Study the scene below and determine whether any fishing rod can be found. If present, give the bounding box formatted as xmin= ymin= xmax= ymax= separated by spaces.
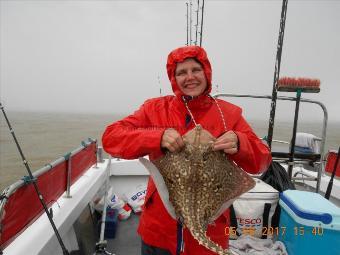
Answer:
xmin=0 ymin=102 xmax=70 ymax=255
xmin=186 ymin=2 xmax=189 ymax=46
xmin=199 ymin=0 xmax=205 ymax=47
xmin=267 ymin=0 xmax=288 ymax=149
xmin=158 ymin=75 xmax=162 ymax=96
xmin=325 ymin=146 xmax=340 ymax=200
xmin=189 ymin=0 xmax=193 ymax=45
xmin=94 ymin=158 xmax=114 ymax=255
xmin=194 ymin=0 xmax=200 ymax=45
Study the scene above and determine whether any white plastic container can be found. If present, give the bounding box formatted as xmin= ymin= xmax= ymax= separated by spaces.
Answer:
xmin=231 ymin=178 xmax=279 ymax=239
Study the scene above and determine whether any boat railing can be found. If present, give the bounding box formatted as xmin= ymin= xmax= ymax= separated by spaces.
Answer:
xmin=214 ymin=93 xmax=328 ymax=192
xmin=0 ymin=138 xmax=99 ymax=250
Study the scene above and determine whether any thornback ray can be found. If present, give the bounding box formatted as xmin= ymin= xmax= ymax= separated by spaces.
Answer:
xmin=139 ymin=157 xmax=177 ymax=219
xmin=140 ymin=125 xmax=255 ymax=255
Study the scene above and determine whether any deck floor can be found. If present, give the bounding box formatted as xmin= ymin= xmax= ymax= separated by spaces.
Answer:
xmin=73 ymin=208 xmax=141 ymax=255
xmin=106 ymin=213 xmax=141 ymax=255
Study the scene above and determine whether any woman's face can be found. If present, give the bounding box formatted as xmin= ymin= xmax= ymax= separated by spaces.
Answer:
xmin=175 ymin=58 xmax=208 ymax=97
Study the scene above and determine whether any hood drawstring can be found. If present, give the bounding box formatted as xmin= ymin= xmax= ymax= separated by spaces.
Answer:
xmin=182 ymin=95 xmax=227 ymax=133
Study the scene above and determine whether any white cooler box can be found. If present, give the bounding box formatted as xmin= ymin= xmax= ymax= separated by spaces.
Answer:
xmin=229 ymin=178 xmax=279 ymax=239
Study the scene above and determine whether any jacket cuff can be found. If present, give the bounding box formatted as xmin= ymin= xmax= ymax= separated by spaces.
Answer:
xmin=147 ymin=128 xmax=167 ymax=160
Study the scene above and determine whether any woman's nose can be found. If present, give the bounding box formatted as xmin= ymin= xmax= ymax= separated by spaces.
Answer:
xmin=187 ymin=71 xmax=194 ymax=79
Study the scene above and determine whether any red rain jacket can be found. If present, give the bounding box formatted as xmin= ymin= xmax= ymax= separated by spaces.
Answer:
xmin=102 ymin=46 xmax=272 ymax=254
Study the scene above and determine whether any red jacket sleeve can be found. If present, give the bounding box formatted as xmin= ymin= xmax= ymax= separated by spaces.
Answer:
xmin=102 ymin=100 xmax=166 ymax=159
xmin=229 ymin=114 xmax=272 ymax=174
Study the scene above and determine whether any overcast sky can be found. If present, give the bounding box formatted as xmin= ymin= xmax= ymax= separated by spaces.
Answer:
xmin=0 ymin=0 xmax=339 ymax=123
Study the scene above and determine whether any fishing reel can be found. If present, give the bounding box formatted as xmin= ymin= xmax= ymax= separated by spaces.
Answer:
xmin=93 ymin=240 xmax=115 ymax=255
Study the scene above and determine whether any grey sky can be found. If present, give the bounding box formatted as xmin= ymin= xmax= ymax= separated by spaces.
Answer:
xmin=0 ymin=0 xmax=339 ymax=123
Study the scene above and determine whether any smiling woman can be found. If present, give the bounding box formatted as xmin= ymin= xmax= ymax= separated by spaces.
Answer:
xmin=1 ymin=1 xmax=340 ymax=255
xmin=175 ymin=58 xmax=208 ymax=97
xmin=102 ymin=45 xmax=272 ymax=255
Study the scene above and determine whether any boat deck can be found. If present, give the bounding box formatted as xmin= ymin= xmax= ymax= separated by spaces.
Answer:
xmin=107 ymin=214 xmax=141 ymax=255
xmin=101 ymin=184 xmax=340 ymax=255
xmin=73 ymin=207 xmax=141 ymax=255
xmin=3 ymin=158 xmax=339 ymax=255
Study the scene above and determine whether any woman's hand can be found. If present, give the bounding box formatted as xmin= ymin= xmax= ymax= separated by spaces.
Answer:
xmin=161 ymin=128 xmax=185 ymax=152
xmin=213 ymin=131 xmax=239 ymax=155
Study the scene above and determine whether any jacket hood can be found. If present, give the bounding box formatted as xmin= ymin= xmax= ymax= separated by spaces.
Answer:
xmin=166 ymin=46 xmax=212 ymax=99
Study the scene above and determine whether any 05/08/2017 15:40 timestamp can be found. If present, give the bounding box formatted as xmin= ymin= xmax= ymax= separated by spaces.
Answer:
xmin=225 ymin=226 xmax=324 ymax=236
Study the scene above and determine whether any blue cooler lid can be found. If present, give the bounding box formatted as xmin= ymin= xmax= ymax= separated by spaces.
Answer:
xmin=279 ymin=190 xmax=340 ymax=230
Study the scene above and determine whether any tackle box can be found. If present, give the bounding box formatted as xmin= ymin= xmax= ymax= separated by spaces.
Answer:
xmin=278 ymin=190 xmax=340 ymax=255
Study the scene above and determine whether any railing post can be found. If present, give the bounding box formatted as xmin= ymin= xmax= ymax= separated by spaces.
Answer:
xmin=97 ymin=146 xmax=104 ymax=163
xmin=315 ymin=161 xmax=322 ymax=193
xmin=64 ymin=153 xmax=72 ymax=198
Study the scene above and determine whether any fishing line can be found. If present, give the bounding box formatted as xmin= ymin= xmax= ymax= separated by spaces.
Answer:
xmin=0 ymin=102 xmax=70 ymax=255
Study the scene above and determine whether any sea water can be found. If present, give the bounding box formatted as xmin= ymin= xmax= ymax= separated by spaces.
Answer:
xmin=1 ymin=111 xmax=340 ymax=191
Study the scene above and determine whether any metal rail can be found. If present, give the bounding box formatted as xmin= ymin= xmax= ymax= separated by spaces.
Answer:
xmin=214 ymin=93 xmax=328 ymax=193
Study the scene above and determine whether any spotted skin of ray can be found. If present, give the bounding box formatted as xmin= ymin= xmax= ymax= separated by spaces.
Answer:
xmin=152 ymin=125 xmax=255 ymax=255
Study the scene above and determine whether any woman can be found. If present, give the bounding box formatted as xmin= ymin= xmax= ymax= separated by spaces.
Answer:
xmin=102 ymin=45 xmax=271 ymax=255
